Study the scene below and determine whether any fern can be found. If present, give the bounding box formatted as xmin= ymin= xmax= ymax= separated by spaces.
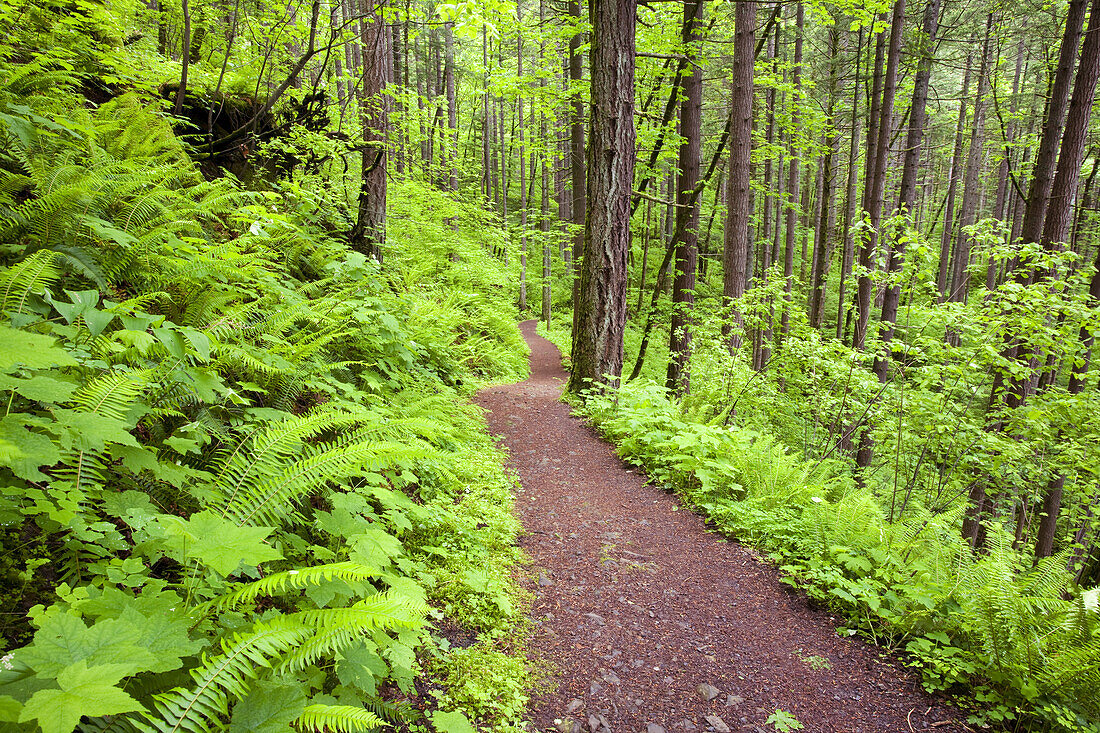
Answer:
xmin=294 ymin=704 xmax=386 ymax=732
xmin=139 ymin=624 xmax=314 ymax=733
xmin=196 ymin=561 xmax=380 ymax=614
xmin=0 ymin=249 xmax=59 ymax=317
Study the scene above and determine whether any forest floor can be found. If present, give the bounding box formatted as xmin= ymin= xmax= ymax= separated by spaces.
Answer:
xmin=473 ymin=320 xmax=971 ymax=733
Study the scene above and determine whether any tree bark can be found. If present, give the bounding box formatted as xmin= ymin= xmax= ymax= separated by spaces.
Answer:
xmin=1033 ymin=0 xmax=1100 ymax=559
xmin=853 ymin=0 xmax=905 ymax=352
xmin=809 ymin=20 xmax=840 ymax=331
xmin=349 ymin=0 xmax=392 ymax=262
xmin=945 ymin=14 xmax=994 ymax=332
xmin=779 ymin=2 xmax=804 ymax=342
xmin=666 ymin=0 xmax=704 ymax=396
xmin=873 ymin=0 xmax=941 ymax=378
xmin=567 ymin=0 xmax=635 ymax=394
xmin=937 ymin=51 xmax=973 ymax=300
xmin=722 ymin=0 xmax=755 ymax=352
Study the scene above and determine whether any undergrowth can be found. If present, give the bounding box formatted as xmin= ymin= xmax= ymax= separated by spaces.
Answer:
xmin=572 ymin=379 xmax=1100 ymax=732
xmin=0 ymin=73 xmax=531 ymax=732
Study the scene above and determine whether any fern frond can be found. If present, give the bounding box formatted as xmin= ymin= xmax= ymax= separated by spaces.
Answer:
xmin=140 ymin=624 xmax=313 ymax=733
xmin=0 ymin=249 xmax=59 ymax=317
xmin=209 ymin=409 xmax=367 ymax=514
xmin=222 ymin=439 xmax=429 ymax=528
xmin=196 ymin=562 xmax=379 ymax=615
xmin=71 ymin=369 xmax=150 ymax=420
xmin=294 ymin=705 xmax=386 ymax=732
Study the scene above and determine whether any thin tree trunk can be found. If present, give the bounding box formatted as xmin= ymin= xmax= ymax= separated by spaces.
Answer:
xmin=779 ymin=3 xmax=804 ymax=342
xmin=723 ymin=0 xmax=755 ymax=352
xmin=837 ymin=25 xmax=862 ymax=342
xmin=937 ymin=51 xmax=973 ymax=299
xmin=946 ymin=15 xmax=994 ymax=343
xmin=873 ymin=0 xmax=941 ymax=377
xmin=667 ymin=0 xmax=704 ymax=396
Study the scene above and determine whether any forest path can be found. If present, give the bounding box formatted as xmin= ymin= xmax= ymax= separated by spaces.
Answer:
xmin=474 ymin=321 xmax=966 ymax=733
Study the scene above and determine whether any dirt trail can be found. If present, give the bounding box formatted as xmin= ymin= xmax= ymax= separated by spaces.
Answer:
xmin=474 ymin=321 xmax=966 ymax=733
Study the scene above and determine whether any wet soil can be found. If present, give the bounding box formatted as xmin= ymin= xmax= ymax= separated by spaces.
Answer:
xmin=474 ymin=320 xmax=968 ymax=733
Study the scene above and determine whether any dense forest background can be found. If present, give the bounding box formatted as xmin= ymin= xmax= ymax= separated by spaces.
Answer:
xmin=3 ymin=0 xmax=1100 ymax=729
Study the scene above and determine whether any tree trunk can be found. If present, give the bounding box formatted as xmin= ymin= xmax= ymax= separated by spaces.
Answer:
xmin=853 ymin=0 xmax=905 ymax=352
xmin=445 ymin=21 xmax=457 ymax=191
xmin=873 ymin=0 xmax=941 ymax=378
xmin=837 ymin=25 xmax=862 ymax=342
xmin=946 ymin=14 xmax=994 ymax=345
xmin=518 ymin=0 xmax=528 ymax=311
xmin=937 ymin=51 xmax=973 ymax=300
xmin=779 ymin=3 xmax=804 ymax=342
xmin=1033 ymin=0 xmax=1100 ymax=559
xmin=350 ymin=0 xmax=392 ymax=262
xmin=666 ymin=0 xmax=704 ymax=396
xmin=809 ymin=20 xmax=839 ymax=331
xmin=722 ymin=0 xmax=755 ymax=352
xmin=569 ymin=0 xmax=586 ymax=271
xmin=568 ymin=0 xmax=635 ymax=394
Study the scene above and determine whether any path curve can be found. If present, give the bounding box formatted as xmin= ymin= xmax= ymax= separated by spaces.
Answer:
xmin=475 ymin=321 xmax=965 ymax=733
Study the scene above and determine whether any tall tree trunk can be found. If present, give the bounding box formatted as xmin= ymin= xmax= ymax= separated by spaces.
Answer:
xmin=723 ymin=0 xmax=755 ymax=352
xmin=666 ymin=0 xmax=704 ymax=396
xmin=567 ymin=0 xmax=635 ymax=394
xmin=853 ymin=0 xmax=905 ymax=352
xmin=173 ymin=0 xmax=192 ymax=115
xmin=445 ymin=21 xmax=457 ymax=190
xmin=350 ymin=0 xmax=393 ymax=262
xmin=1017 ymin=0 xmax=1090 ymax=258
xmin=569 ymin=0 xmax=586 ymax=271
xmin=837 ymin=25 xmax=862 ymax=342
xmin=541 ymin=0 xmax=552 ymax=326
xmin=518 ymin=0 xmax=528 ymax=311
xmin=937 ymin=51 xmax=973 ymax=299
xmin=1033 ymin=0 xmax=1100 ymax=559
xmin=809 ymin=20 xmax=840 ymax=330
xmin=946 ymin=14 xmax=994 ymax=343
xmin=873 ymin=0 xmax=941 ymax=378
xmin=779 ymin=3 xmax=804 ymax=342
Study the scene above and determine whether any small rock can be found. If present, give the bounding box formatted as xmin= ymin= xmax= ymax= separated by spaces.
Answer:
xmin=588 ymin=715 xmax=601 ymax=733
xmin=680 ymin=720 xmax=697 ymax=731
xmin=539 ymin=572 xmax=554 ymax=586
xmin=647 ymin=725 xmax=666 ymax=733
xmin=589 ymin=680 xmax=604 ymax=696
xmin=598 ymin=713 xmax=613 ymax=733
xmin=724 ymin=695 xmax=744 ymax=707
xmin=557 ymin=720 xmax=576 ymax=733
xmin=697 ymin=683 xmax=721 ymax=702
xmin=601 ymin=669 xmax=621 ymax=686
xmin=586 ymin=613 xmax=607 ymax=626
xmin=566 ymin=699 xmax=584 ymax=714
xmin=703 ymin=715 xmax=729 ymax=733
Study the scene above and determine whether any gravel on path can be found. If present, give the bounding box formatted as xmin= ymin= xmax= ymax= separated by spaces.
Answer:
xmin=473 ymin=320 xmax=968 ymax=733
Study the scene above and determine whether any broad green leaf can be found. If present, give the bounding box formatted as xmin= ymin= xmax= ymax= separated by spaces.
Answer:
xmin=0 ymin=415 xmax=59 ymax=481
xmin=349 ymin=524 xmax=403 ymax=568
xmin=50 ymin=410 xmax=138 ymax=451
xmin=19 ymin=661 xmax=144 ymax=733
xmin=430 ymin=710 xmax=476 ymax=733
xmin=228 ymin=679 xmax=306 ymax=733
xmin=157 ymin=510 xmax=283 ymax=576
xmin=19 ymin=612 xmax=158 ymax=677
xmin=0 ymin=327 xmax=77 ymax=371
xmin=0 ymin=374 xmax=77 ymax=402
xmin=82 ymin=308 xmax=115 ymax=338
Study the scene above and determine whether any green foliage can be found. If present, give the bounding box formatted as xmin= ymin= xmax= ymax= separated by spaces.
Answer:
xmin=578 ymin=380 xmax=1100 ymax=731
xmin=0 ymin=78 xmax=530 ymax=732
xmin=764 ymin=709 xmax=803 ymax=732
